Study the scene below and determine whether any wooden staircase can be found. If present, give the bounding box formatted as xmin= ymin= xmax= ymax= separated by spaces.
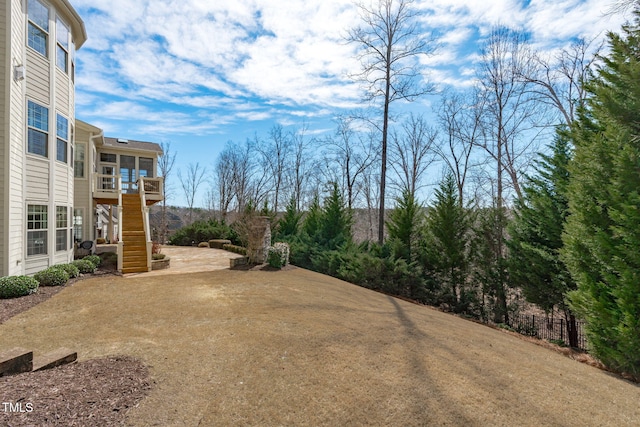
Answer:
xmin=121 ymin=194 xmax=149 ymax=274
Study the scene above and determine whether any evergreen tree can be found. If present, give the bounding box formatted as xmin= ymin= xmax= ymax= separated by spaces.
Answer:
xmin=387 ymin=190 xmax=423 ymax=261
xmin=302 ymin=194 xmax=323 ymax=240
xmin=508 ymin=133 xmax=579 ymax=347
xmin=562 ymin=12 xmax=640 ymax=378
xmin=276 ymin=197 xmax=302 ymax=240
xmin=319 ymin=182 xmax=353 ymax=250
xmin=425 ymin=172 xmax=473 ymax=313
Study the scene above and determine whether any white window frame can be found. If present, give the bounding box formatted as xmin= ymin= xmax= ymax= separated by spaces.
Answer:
xmin=27 ymin=100 xmax=49 ymax=157
xmin=56 ymin=113 xmax=69 ymax=163
xmin=27 ymin=0 xmax=49 ymax=58
xmin=56 ymin=206 xmax=68 ymax=251
xmin=74 ymin=142 xmax=86 ymax=178
xmin=56 ymin=16 xmax=69 ymax=73
xmin=27 ymin=204 xmax=48 ymax=256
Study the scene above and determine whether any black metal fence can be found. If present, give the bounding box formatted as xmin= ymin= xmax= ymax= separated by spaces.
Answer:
xmin=508 ymin=314 xmax=587 ymax=351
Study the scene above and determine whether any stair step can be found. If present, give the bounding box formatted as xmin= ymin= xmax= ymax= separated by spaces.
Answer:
xmin=0 ymin=348 xmax=32 ymax=377
xmin=33 ymin=349 xmax=77 ymax=372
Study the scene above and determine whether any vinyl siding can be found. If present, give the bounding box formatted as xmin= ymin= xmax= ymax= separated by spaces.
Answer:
xmin=7 ymin=0 xmax=26 ymax=275
xmin=26 ymin=49 xmax=50 ymax=105
xmin=54 ymin=163 xmax=70 ymax=202
xmin=54 ymin=68 xmax=69 ymax=112
xmin=0 ymin=0 xmax=7 ymax=276
xmin=26 ymin=157 xmax=49 ymax=200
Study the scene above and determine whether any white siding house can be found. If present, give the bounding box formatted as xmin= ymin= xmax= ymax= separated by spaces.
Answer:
xmin=0 ymin=0 xmax=163 ymax=276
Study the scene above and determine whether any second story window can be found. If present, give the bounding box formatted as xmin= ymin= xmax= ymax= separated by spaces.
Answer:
xmin=74 ymin=143 xmax=85 ymax=178
xmin=56 ymin=114 xmax=68 ymax=163
xmin=56 ymin=17 xmax=69 ymax=72
xmin=28 ymin=101 xmax=49 ymax=157
xmin=28 ymin=0 xmax=49 ymax=58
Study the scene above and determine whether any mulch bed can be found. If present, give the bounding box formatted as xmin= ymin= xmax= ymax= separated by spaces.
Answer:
xmin=0 ymin=356 xmax=152 ymax=426
xmin=1 ymin=268 xmax=153 ymax=426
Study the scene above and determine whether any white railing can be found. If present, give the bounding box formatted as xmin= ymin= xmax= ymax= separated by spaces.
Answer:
xmin=141 ymin=177 xmax=163 ymax=198
xmin=138 ymin=177 xmax=153 ymax=271
xmin=94 ymin=173 xmax=120 ymax=195
xmin=116 ymin=175 xmax=124 ymax=272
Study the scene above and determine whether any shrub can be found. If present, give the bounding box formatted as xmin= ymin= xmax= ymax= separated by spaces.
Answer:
xmin=267 ymin=242 xmax=290 ymax=269
xmin=222 ymin=244 xmax=247 ymax=255
xmin=34 ymin=267 xmax=69 ymax=287
xmin=0 ymin=276 xmax=39 ymax=299
xmin=53 ymin=263 xmax=80 ymax=278
xmin=72 ymin=259 xmax=97 ymax=274
xmin=198 ymin=242 xmax=210 ymax=248
xmin=83 ymin=254 xmax=101 ymax=267
xmin=152 ymin=253 xmax=166 ymax=260
xmin=168 ymin=219 xmax=239 ymax=246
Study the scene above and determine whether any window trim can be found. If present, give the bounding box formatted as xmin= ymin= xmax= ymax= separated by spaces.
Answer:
xmin=56 ymin=113 xmax=69 ymax=163
xmin=27 ymin=100 xmax=49 ymax=158
xmin=73 ymin=208 xmax=84 ymax=243
xmin=27 ymin=204 xmax=48 ymax=257
xmin=55 ymin=206 xmax=69 ymax=251
xmin=27 ymin=0 xmax=49 ymax=58
xmin=56 ymin=16 xmax=69 ymax=72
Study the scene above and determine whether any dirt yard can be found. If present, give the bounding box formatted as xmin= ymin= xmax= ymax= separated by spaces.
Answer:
xmin=1 ymin=266 xmax=639 ymax=426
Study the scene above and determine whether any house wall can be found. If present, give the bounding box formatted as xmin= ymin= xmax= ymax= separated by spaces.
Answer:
xmin=73 ymin=125 xmax=92 ymax=243
xmin=5 ymin=0 xmax=26 ymax=276
xmin=0 ymin=0 xmax=7 ymax=276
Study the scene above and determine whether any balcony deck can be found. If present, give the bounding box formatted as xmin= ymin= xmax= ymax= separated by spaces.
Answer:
xmin=93 ymin=175 xmax=163 ymax=205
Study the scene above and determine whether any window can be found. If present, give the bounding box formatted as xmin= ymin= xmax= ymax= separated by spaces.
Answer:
xmin=56 ymin=206 xmax=68 ymax=251
xmin=56 ymin=17 xmax=69 ymax=72
xmin=74 ymin=143 xmax=85 ymax=178
xmin=73 ymin=208 xmax=83 ymax=243
xmin=139 ymin=157 xmax=154 ymax=178
xmin=28 ymin=101 xmax=49 ymax=157
xmin=27 ymin=205 xmax=47 ymax=256
xmin=28 ymin=0 xmax=49 ymax=57
xmin=100 ymin=153 xmax=116 ymax=163
xmin=120 ymin=155 xmax=136 ymax=193
xmin=56 ymin=114 xmax=68 ymax=162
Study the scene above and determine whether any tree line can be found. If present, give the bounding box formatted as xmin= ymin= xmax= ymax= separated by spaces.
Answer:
xmin=161 ymin=1 xmax=639 ymax=380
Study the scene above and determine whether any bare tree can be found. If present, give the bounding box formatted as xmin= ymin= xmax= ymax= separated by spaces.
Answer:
xmin=347 ymin=0 xmax=436 ymax=244
xmin=157 ymin=141 xmax=176 ymax=243
xmin=389 ymin=114 xmax=438 ymax=198
xmin=213 ymin=142 xmax=237 ymax=221
xmin=324 ymin=116 xmax=377 ymax=210
xmin=520 ymin=38 xmax=602 ymax=126
xmin=255 ymin=125 xmax=291 ymax=213
xmin=178 ymin=162 xmax=206 ymax=224
xmin=436 ymin=90 xmax=484 ymax=205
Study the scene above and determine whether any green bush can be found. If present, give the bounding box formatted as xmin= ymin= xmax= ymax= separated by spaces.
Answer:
xmin=198 ymin=242 xmax=210 ymax=248
xmin=52 ymin=263 xmax=80 ymax=278
xmin=34 ymin=267 xmax=69 ymax=287
xmin=83 ymin=254 xmax=101 ymax=267
xmin=152 ymin=253 xmax=166 ymax=260
xmin=72 ymin=259 xmax=97 ymax=274
xmin=222 ymin=244 xmax=247 ymax=255
xmin=169 ymin=219 xmax=239 ymax=246
xmin=0 ymin=276 xmax=39 ymax=299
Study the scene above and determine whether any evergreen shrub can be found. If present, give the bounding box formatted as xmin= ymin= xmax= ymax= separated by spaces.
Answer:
xmin=72 ymin=259 xmax=96 ymax=274
xmin=0 ymin=276 xmax=38 ymax=298
xmin=34 ymin=267 xmax=69 ymax=287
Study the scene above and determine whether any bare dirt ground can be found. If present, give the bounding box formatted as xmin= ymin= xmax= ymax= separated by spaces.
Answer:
xmin=1 ymin=263 xmax=639 ymax=426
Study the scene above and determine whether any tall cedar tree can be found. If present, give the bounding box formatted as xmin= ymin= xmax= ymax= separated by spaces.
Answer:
xmin=386 ymin=189 xmax=423 ymax=261
xmin=508 ymin=133 xmax=579 ymax=347
xmin=319 ymin=183 xmax=353 ymax=251
xmin=562 ymin=12 xmax=640 ymax=378
xmin=276 ymin=197 xmax=302 ymax=240
xmin=425 ymin=173 xmax=471 ymax=312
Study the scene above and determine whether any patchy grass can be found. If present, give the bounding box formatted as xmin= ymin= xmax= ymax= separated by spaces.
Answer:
xmin=0 ymin=268 xmax=638 ymax=426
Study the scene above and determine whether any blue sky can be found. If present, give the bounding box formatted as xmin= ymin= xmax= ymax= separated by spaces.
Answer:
xmin=71 ymin=0 xmax=629 ymax=207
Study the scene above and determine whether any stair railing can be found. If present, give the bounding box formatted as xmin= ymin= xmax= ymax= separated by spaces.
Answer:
xmin=116 ymin=175 xmax=124 ymax=272
xmin=138 ymin=177 xmax=152 ymax=271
